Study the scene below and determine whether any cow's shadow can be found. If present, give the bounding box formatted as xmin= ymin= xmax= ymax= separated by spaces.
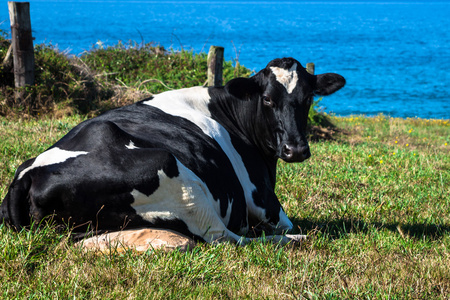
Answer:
xmin=289 ymin=217 xmax=450 ymax=240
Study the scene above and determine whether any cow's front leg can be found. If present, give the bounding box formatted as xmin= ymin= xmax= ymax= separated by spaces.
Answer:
xmin=232 ymin=233 xmax=306 ymax=246
xmin=131 ymin=156 xmax=241 ymax=243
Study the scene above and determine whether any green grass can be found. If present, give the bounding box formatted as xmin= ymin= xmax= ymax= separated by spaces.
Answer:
xmin=1 ymin=114 xmax=449 ymax=299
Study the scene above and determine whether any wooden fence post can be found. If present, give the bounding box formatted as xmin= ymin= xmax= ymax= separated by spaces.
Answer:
xmin=207 ymin=46 xmax=224 ymax=87
xmin=306 ymin=62 xmax=315 ymax=75
xmin=8 ymin=1 xmax=35 ymax=88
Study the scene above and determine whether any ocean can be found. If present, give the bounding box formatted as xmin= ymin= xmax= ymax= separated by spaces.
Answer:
xmin=1 ymin=0 xmax=449 ymax=119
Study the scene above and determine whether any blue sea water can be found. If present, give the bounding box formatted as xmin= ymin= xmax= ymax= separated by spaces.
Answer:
xmin=1 ymin=0 xmax=449 ymax=119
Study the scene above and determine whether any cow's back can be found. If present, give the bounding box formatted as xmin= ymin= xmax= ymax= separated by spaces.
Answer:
xmin=3 ymin=88 xmax=252 ymax=234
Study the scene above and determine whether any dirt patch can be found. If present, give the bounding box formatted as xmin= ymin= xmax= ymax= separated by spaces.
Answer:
xmin=309 ymin=125 xmax=348 ymax=141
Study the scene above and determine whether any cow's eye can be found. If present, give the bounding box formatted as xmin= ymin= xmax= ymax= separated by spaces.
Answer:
xmin=263 ymin=96 xmax=274 ymax=107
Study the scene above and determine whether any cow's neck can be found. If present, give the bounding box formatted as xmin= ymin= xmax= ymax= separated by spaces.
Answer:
xmin=207 ymin=88 xmax=279 ymax=186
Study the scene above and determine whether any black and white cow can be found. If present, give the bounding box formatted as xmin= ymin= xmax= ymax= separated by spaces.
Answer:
xmin=1 ymin=58 xmax=345 ymax=244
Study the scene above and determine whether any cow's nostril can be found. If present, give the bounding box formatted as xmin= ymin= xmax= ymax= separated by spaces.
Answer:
xmin=281 ymin=144 xmax=311 ymax=162
xmin=282 ymin=144 xmax=293 ymax=158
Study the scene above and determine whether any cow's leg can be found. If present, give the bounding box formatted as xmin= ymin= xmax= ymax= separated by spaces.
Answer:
xmin=208 ymin=232 xmax=305 ymax=246
xmin=238 ymin=233 xmax=307 ymax=246
xmin=14 ymin=146 xmax=231 ymax=240
xmin=130 ymin=156 xmax=306 ymax=246
xmin=130 ymin=155 xmax=245 ymax=243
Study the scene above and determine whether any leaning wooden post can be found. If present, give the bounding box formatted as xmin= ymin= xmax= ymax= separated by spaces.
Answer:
xmin=207 ymin=46 xmax=224 ymax=87
xmin=2 ymin=45 xmax=13 ymax=71
xmin=8 ymin=1 xmax=35 ymax=88
xmin=306 ymin=62 xmax=315 ymax=75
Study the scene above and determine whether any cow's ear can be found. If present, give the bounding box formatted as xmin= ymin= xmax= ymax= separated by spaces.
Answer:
xmin=225 ymin=78 xmax=262 ymax=100
xmin=315 ymin=73 xmax=346 ymax=96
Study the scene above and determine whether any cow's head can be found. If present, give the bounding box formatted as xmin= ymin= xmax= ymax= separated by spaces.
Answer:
xmin=224 ymin=57 xmax=345 ymax=163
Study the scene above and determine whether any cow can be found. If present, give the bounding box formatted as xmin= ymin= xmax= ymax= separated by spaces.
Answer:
xmin=0 ymin=58 xmax=345 ymax=245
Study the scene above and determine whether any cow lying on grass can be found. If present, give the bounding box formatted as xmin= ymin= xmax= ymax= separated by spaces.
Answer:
xmin=1 ymin=58 xmax=345 ymax=245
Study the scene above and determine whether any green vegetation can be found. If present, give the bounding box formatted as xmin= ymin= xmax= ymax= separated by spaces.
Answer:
xmin=1 ymin=115 xmax=449 ymax=299
xmin=82 ymin=41 xmax=250 ymax=92
xmin=0 ymin=36 xmax=251 ymax=118
xmin=1 ymin=32 xmax=449 ymax=299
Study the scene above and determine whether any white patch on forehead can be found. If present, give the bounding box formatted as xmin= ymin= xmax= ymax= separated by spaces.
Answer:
xmin=269 ymin=63 xmax=298 ymax=94
xmin=143 ymin=87 xmax=268 ymax=223
xmin=125 ymin=141 xmax=139 ymax=149
xmin=18 ymin=147 xmax=88 ymax=180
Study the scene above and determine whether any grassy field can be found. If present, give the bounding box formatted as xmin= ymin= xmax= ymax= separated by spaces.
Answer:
xmin=0 ymin=114 xmax=449 ymax=299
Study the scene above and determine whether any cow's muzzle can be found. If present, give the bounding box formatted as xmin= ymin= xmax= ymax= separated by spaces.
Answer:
xmin=280 ymin=144 xmax=311 ymax=162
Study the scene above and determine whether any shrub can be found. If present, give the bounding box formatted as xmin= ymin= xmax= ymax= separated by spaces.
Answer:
xmin=1 ymin=37 xmax=114 ymax=116
xmin=81 ymin=41 xmax=252 ymax=94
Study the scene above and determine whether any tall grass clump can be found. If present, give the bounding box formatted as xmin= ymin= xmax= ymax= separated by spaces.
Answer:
xmin=82 ymin=41 xmax=251 ymax=94
xmin=0 ymin=36 xmax=254 ymax=118
xmin=0 ymin=32 xmax=115 ymax=116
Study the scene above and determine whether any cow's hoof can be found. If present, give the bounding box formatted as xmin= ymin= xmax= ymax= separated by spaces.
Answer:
xmin=75 ymin=228 xmax=196 ymax=254
xmin=285 ymin=234 xmax=307 ymax=246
